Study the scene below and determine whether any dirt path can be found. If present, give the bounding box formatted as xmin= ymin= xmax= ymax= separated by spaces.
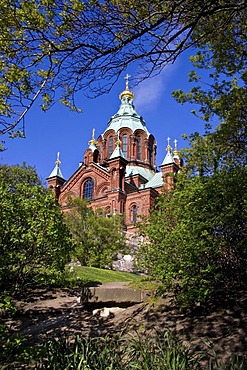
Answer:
xmin=4 ymin=287 xmax=247 ymax=365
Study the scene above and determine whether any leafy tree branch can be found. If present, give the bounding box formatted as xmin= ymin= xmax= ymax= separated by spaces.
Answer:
xmin=0 ymin=0 xmax=245 ymax=134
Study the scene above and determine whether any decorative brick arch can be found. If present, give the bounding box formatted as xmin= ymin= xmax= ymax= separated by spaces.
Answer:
xmin=101 ymin=129 xmax=116 ymax=159
xmin=119 ymin=127 xmax=133 ymax=136
xmin=97 ymin=182 xmax=109 ymax=196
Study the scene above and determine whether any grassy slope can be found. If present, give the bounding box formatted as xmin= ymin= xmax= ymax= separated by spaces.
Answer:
xmin=74 ymin=266 xmax=143 ymax=284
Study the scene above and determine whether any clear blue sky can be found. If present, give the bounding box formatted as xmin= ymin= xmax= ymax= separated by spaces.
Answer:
xmin=1 ymin=53 xmax=204 ymax=183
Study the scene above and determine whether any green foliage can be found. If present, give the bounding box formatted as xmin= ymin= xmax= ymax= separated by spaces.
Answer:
xmin=37 ymin=330 xmax=200 ymax=370
xmin=0 ymin=295 xmax=17 ymax=317
xmin=32 ymin=267 xmax=88 ymax=289
xmin=37 ymin=330 xmax=246 ymax=369
xmin=172 ymin=4 xmax=246 ymax=173
xmin=0 ymin=0 xmax=245 ymax=135
xmin=137 ymin=2 xmax=247 ymax=307
xmin=0 ymin=332 xmax=44 ymax=367
xmin=0 ymin=163 xmax=73 ymax=294
xmin=65 ymin=198 xmax=127 ymax=268
xmin=0 ymin=162 xmax=41 ymax=186
xmin=138 ymin=166 xmax=247 ymax=306
xmin=0 ymin=293 xmax=43 ymax=368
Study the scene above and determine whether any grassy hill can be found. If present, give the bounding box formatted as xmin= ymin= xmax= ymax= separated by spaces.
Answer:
xmin=73 ymin=266 xmax=143 ymax=284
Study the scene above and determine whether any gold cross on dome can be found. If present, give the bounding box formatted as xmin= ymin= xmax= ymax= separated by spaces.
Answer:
xmin=166 ymin=137 xmax=172 ymax=152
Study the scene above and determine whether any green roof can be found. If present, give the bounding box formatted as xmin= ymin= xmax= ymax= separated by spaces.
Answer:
xmin=125 ymin=165 xmax=156 ymax=181
xmin=47 ymin=163 xmax=65 ymax=179
xmin=104 ymin=90 xmax=150 ymax=135
xmin=140 ymin=172 xmax=163 ymax=189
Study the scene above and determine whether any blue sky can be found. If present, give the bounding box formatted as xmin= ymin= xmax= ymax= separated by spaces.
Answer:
xmin=1 ymin=52 xmax=204 ymax=183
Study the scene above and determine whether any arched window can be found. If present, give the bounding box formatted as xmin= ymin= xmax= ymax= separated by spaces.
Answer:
xmin=122 ymin=134 xmax=128 ymax=157
xmin=83 ymin=179 xmax=94 ymax=200
xmin=132 ymin=204 xmax=137 ymax=224
xmin=109 ymin=136 xmax=113 ymax=156
xmin=137 ymin=136 xmax=141 ymax=160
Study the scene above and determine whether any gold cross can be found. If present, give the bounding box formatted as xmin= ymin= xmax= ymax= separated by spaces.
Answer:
xmin=124 ymin=73 xmax=131 ymax=89
xmin=55 ymin=152 xmax=61 ymax=166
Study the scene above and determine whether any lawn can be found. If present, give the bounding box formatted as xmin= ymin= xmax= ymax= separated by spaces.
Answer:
xmin=74 ymin=266 xmax=143 ymax=284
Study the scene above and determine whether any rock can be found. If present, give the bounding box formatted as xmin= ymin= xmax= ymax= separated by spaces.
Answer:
xmin=92 ymin=307 xmax=126 ymax=317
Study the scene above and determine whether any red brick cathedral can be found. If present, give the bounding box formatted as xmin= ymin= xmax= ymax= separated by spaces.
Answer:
xmin=47 ymin=78 xmax=182 ymax=243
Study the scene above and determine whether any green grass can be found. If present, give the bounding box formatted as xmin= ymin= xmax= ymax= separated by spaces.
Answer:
xmin=74 ymin=266 xmax=143 ymax=284
xmin=36 ymin=329 xmax=247 ymax=369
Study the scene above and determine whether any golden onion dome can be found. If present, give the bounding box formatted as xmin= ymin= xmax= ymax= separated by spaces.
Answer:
xmin=119 ymin=74 xmax=134 ymax=100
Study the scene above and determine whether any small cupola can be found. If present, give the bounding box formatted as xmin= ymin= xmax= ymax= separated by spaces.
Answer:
xmin=84 ymin=129 xmax=99 ymax=165
xmin=173 ymin=139 xmax=183 ymax=167
xmin=47 ymin=152 xmax=65 ymax=180
xmin=88 ymin=128 xmax=98 ymax=152
xmin=160 ymin=138 xmax=179 ymax=189
xmin=47 ymin=152 xmax=66 ymax=197
xmin=108 ymin=135 xmax=128 ymax=191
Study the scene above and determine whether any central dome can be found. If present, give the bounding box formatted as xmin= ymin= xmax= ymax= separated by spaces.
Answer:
xmin=104 ymin=79 xmax=149 ymax=135
xmin=97 ymin=76 xmax=156 ymax=172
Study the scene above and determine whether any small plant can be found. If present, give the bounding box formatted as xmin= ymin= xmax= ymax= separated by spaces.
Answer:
xmin=37 ymin=330 xmax=200 ymax=370
xmin=38 ymin=334 xmax=125 ymax=369
xmin=124 ymin=329 xmax=200 ymax=370
xmin=1 ymin=327 xmax=245 ymax=369
xmin=0 ymin=294 xmax=44 ymax=368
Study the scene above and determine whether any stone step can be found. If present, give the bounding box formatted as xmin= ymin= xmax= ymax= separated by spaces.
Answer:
xmin=81 ymin=282 xmax=150 ymax=306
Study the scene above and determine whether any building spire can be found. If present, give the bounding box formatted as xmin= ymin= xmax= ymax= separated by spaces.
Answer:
xmin=88 ymin=128 xmax=98 ymax=151
xmin=161 ymin=137 xmax=175 ymax=165
xmin=48 ymin=152 xmax=65 ymax=179
xmin=173 ymin=139 xmax=179 ymax=156
xmin=55 ymin=151 xmax=61 ymax=166
xmin=166 ymin=137 xmax=172 ymax=152
xmin=119 ymin=73 xmax=134 ymax=100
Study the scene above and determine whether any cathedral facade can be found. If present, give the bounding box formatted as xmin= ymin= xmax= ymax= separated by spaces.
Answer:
xmin=47 ymin=79 xmax=182 ymax=243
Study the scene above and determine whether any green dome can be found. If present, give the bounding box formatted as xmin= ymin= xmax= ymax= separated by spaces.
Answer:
xmin=104 ymin=85 xmax=150 ymax=136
